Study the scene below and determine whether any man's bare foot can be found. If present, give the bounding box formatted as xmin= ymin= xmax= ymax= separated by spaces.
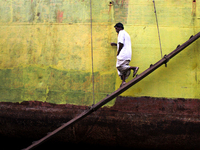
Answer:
xmin=120 ymin=81 xmax=126 ymax=87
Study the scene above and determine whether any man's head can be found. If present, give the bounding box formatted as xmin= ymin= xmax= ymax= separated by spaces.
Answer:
xmin=114 ymin=22 xmax=124 ymax=33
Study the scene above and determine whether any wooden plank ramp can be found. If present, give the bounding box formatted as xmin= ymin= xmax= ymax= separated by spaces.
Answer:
xmin=22 ymin=32 xmax=200 ymax=150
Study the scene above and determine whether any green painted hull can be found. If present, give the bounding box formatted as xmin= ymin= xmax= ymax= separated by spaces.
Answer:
xmin=0 ymin=65 xmax=116 ymax=105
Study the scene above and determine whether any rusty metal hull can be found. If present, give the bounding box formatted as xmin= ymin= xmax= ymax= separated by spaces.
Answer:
xmin=1 ymin=97 xmax=200 ymax=149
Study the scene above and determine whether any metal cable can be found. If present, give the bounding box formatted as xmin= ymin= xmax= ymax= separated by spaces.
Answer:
xmin=153 ymin=0 xmax=163 ymax=58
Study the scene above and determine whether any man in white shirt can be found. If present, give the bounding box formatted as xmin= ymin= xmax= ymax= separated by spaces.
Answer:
xmin=111 ymin=23 xmax=139 ymax=87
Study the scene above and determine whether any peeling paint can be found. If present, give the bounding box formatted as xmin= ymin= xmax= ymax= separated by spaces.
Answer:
xmin=57 ymin=10 xmax=64 ymax=23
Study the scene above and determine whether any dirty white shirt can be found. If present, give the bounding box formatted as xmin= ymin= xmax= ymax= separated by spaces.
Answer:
xmin=117 ymin=30 xmax=132 ymax=61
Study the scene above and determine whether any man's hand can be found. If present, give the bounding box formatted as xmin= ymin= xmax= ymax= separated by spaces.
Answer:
xmin=110 ymin=43 xmax=117 ymax=46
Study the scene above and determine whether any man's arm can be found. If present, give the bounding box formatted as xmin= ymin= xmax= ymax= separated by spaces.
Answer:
xmin=111 ymin=43 xmax=117 ymax=46
xmin=117 ymin=42 xmax=124 ymax=56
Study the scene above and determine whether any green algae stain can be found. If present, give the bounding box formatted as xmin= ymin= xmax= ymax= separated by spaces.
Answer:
xmin=0 ymin=66 xmax=116 ymax=106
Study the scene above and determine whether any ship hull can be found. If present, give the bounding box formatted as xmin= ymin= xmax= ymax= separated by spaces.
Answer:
xmin=1 ymin=96 xmax=200 ymax=149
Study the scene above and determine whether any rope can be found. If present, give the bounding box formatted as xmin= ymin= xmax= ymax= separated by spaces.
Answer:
xmin=153 ymin=0 xmax=163 ymax=58
xmin=90 ymin=0 xmax=95 ymax=104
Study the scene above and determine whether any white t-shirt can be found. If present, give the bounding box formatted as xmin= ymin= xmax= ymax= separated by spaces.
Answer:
xmin=117 ymin=30 xmax=132 ymax=61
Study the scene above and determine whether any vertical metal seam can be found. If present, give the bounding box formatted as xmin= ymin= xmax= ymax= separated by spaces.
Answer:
xmin=90 ymin=0 xmax=95 ymax=104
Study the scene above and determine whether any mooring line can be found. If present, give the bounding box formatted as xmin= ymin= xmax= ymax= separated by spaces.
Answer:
xmin=153 ymin=0 xmax=163 ymax=58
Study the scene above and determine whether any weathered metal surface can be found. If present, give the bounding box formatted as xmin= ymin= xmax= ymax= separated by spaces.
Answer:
xmin=1 ymin=1 xmax=200 ymax=106
xmin=1 ymin=97 xmax=200 ymax=149
xmin=22 ymin=32 xmax=200 ymax=149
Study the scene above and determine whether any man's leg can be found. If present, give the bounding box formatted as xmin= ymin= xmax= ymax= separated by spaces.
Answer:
xmin=121 ymin=74 xmax=126 ymax=82
xmin=120 ymin=75 xmax=126 ymax=87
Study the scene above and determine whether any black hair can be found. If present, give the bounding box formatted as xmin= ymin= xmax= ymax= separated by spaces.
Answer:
xmin=114 ymin=22 xmax=124 ymax=29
